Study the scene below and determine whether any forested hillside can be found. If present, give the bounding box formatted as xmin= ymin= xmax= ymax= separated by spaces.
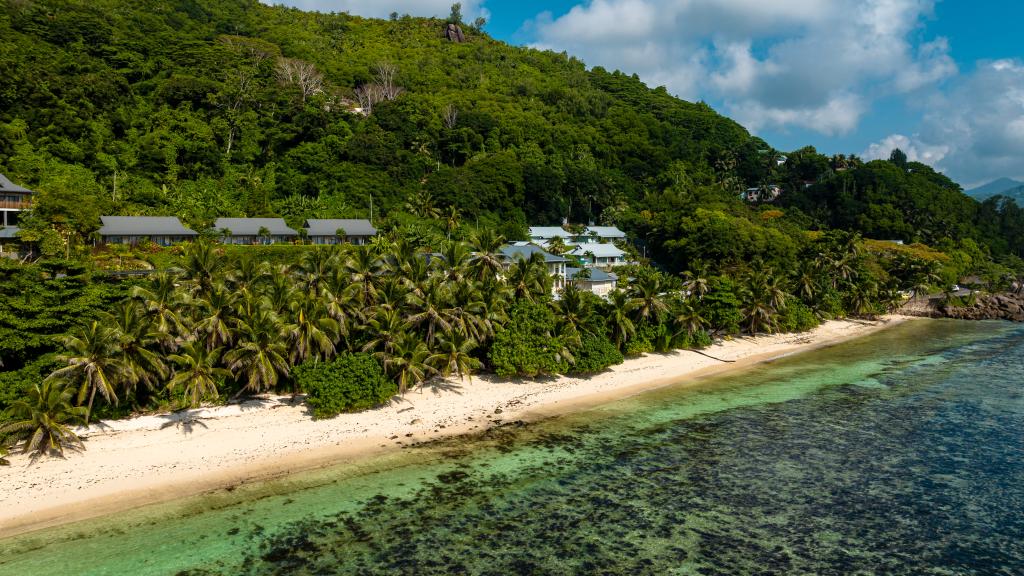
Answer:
xmin=0 ymin=0 xmax=765 ymax=238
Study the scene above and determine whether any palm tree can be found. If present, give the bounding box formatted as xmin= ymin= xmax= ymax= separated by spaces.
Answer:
xmin=427 ymin=329 xmax=481 ymax=381
xmin=225 ymin=308 xmax=290 ymax=396
xmin=346 ymin=245 xmax=381 ymax=304
xmin=793 ymin=260 xmax=819 ymax=303
xmin=180 ymin=240 xmax=224 ymax=297
xmin=362 ymin=307 xmax=410 ymax=360
xmin=468 ymin=229 xmax=506 ymax=283
xmin=673 ymin=298 xmax=707 ymax=339
xmin=444 ymin=205 xmax=460 ymax=240
xmin=0 ymin=380 xmax=86 ymax=462
xmin=105 ymin=302 xmax=167 ymax=403
xmin=284 ymin=299 xmax=339 ymax=365
xmin=166 ymin=342 xmax=231 ymax=408
xmin=557 ymin=282 xmax=593 ymax=335
xmin=130 ymin=272 xmax=187 ymax=338
xmin=48 ymin=321 xmax=132 ymax=423
xmin=507 ymin=253 xmax=548 ymax=301
xmin=406 ymin=278 xmax=454 ymax=347
xmin=682 ymin=267 xmax=709 ymax=300
xmin=628 ymin=274 xmax=669 ymax=323
xmin=193 ymin=282 xmax=238 ymax=350
xmin=382 ymin=334 xmax=435 ymax=394
xmin=740 ymin=269 xmax=784 ymax=334
xmin=607 ymin=290 xmax=636 ymax=351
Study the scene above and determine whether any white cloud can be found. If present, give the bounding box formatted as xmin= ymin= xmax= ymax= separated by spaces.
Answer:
xmin=263 ymin=1 xmax=487 ymax=20
xmin=528 ymin=0 xmax=955 ymax=135
xmin=863 ymin=133 xmax=949 ymax=165
xmin=863 ymin=60 xmax=1024 ymax=186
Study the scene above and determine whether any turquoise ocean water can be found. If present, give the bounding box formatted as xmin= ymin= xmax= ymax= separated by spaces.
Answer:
xmin=1 ymin=319 xmax=1022 ymax=575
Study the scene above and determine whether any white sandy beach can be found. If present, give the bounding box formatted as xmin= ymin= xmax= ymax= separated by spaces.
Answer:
xmin=0 ymin=317 xmax=909 ymax=538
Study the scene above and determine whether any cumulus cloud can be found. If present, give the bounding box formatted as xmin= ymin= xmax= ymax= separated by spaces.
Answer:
xmin=528 ymin=0 xmax=955 ymax=135
xmin=867 ymin=59 xmax=1024 ymax=187
xmin=862 ymin=133 xmax=949 ymax=165
xmin=263 ymin=1 xmax=487 ymax=20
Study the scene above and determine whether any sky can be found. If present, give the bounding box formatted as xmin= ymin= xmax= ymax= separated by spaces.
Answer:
xmin=270 ymin=1 xmax=1024 ymax=189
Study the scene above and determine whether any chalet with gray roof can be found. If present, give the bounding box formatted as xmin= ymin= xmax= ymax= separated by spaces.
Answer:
xmin=0 ymin=226 xmax=20 ymax=254
xmin=304 ymin=219 xmax=377 ymax=245
xmin=98 ymin=216 xmax=198 ymax=246
xmin=214 ymin=218 xmax=298 ymax=245
xmin=500 ymin=243 xmax=569 ymax=294
xmin=0 ymin=174 xmax=34 ymax=227
xmin=567 ymin=266 xmax=617 ymax=298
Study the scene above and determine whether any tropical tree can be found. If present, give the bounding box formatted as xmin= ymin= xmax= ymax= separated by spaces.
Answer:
xmin=224 ymin=308 xmax=290 ymax=396
xmin=0 ymin=380 xmax=86 ymax=462
xmin=628 ymin=274 xmax=669 ymax=323
xmin=48 ymin=321 xmax=132 ymax=422
xmin=607 ymin=290 xmax=636 ymax=350
xmin=383 ymin=334 xmax=435 ymax=394
xmin=284 ymin=299 xmax=339 ymax=364
xmin=468 ymin=229 xmax=506 ymax=282
xmin=166 ymin=342 xmax=231 ymax=408
xmin=428 ymin=328 xmax=481 ymax=381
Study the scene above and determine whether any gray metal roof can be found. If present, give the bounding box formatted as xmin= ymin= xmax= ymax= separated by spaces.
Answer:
xmin=499 ymin=244 xmax=568 ymax=264
xmin=569 ymin=243 xmax=626 ymax=258
xmin=583 ymin=226 xmax=625 ymax=238
xmin=567 ymin=267 xmax=617 ymax=282
xmin=304 ymin=219 xmax=377 ymax=236
xmin=529 ymin=226 xmax=572 ymax=239
xmin=0 ymin=174 xmax=32 ymax=194
xmin=0 ymin=226 xmax=20 ymax=239
xmin=99 ymin=216 xmax=197 ymax=236
xmin=214 ymin=218 xmax=298 ymax=236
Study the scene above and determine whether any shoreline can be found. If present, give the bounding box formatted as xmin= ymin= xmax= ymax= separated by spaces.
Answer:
xmin=0 ymin=316 xmax=911 ymax=539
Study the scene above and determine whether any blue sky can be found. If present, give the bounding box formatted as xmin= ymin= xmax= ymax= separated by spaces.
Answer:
xmin=274 ymin=1 xmax=1024 ymax=188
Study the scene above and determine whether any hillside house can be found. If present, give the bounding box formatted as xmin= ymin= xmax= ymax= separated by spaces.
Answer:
xmin=98 ymin=216 xmax=198 ymax=246
xmin=569 ymin=242 xmax=627 ymax=268
xmin=304 ymin=219 xmax=377 ymax=245
xmin=567 ymin=267 xmax=617 ymax=298
xmin=0 ymin=174 xmax=33 ymax=227
xmin=499 ymin=243 xmax=568 ymax=294
xmin=214 ymin=218 xmax=298 ymax=245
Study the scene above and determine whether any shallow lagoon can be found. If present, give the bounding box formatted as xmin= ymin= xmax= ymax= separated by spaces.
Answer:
xmin=2 ymin=319 xmax=1022 ymax=575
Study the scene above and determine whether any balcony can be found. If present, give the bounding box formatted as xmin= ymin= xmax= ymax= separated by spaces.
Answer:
xmin=0 ymin=199 xmax=31 ymax=210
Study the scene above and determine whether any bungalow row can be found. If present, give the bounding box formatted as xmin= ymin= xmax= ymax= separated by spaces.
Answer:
xmin=95 ymin=217 xmax=377 ymax=246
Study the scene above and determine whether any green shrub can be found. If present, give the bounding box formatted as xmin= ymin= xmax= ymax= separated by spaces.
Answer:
xmin=690 ymin=330 xmax=713 ymax=349
xmin=293 ymin=353 xmax=396 ymax=419
xmin=778 ymin=300 xmax=820 ymax=333
xmin=701 ymin=276 xmax=743 ymax=335
xmin=488 ymin=300 xmax=568 ymax=377
xmin=569 ymin=333 xmax=624 ymax=375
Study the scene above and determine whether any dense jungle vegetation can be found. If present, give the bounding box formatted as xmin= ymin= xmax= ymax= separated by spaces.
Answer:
xmin=2 ymin=0 xmax=1024 ymax=459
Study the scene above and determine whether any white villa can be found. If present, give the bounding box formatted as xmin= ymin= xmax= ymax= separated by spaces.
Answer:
xmin=499 ymin=243 xmax=568 ymax=295
xmin=528 ymin=224 xmax=630 ymax=268
xmin=567 ymin=267 xmax=617 ymax=298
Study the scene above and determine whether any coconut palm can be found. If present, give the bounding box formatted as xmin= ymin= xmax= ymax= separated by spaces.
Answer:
xmin=180 ymin=240 xmax=225 ymax=297
xmin=792 ymin=260 xmax=819 ymax=303
xmin=224 ymin=308 xmax=289 ymax=396
xmin=557 ymin=282 xmax=593 ymax=335
xmin=193 ymin=282 xmax=238 ymax=350
xmin=682 ymin=266 xmax=710 ymax=300
xmin=105 ymin=302 xmax=167 ymax=402
xmin=628 ymin=274 xmax=669 ymax=323
xmin=346 ymin=245 xmax=381 ymax=304
xmin=468 ymin=229 xmax=506 ymax=283
xmin=506 ymin=253 xmax=548 ymax=301
xmin=166 ymin=342 xmax=231 ymax=408
xmin=607 ymin=290 xmax=636 ymax=350
xmin=284 ymin=299 xmax=339 ymax=364
xmin=382 ymin=334 xmax=435 ymax=394
xmin=0 ymin=380 xmax=86 ymax=462
xmin=362 ymin=307 xmax=411 ymax=360
xmin=48 ymin=321 xmax=133 ymax=423
xmin=130 ymin=272 xmax=187 ymax=338
xmin=406 ymin=278 xmax=454 ymax=347
xmin=673 ymin=298 xmax=707 ymax=338
xmin=427 ymin=329 xmax=481 ymax=381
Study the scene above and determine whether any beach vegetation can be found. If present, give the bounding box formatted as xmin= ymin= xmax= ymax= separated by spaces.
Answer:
xmin=295 ymin=353 xmax=396 ymax=419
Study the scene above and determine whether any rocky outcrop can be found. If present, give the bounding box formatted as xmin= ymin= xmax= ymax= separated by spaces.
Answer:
xmin=444 ymin=23 xmax=466 ymax=42
xmin=932 ymin=293 xmax=1024 ymax=322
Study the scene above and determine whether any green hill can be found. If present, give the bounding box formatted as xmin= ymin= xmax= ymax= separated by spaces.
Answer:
xmin=0 ymin=0 xmax=764 ymax=236
xmin=1 ymin=0 xmax=1023 ymax=266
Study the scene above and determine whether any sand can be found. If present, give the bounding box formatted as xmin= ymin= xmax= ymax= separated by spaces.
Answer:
xmin=0 ymin=316 xmax=909 ymax=538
